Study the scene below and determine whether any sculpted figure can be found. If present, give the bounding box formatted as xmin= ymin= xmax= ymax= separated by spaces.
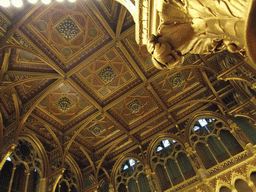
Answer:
xmin=148 ymin=0 xmax=248 ymax=70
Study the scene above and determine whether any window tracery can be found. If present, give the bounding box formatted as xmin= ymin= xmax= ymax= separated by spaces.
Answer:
xmin=114 ymin=157 xmax=151 ymax=192
xmin=189 ymin=116 xmax=243 ymax=169
xmin=0 ymin=138 xmax=44 ymax=192
xmin=54 ymin=161 xmax=79 ymax=192
xmin=150 ymin=138 xmax=196 ymax=191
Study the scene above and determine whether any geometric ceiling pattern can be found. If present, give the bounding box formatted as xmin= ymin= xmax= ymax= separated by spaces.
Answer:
xmin=0 ymin=0 xmax=254 ymax=190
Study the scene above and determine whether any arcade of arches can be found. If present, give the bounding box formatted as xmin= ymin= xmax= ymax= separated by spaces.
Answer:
xmin=1 ymin=0 xmax=256 ymax=192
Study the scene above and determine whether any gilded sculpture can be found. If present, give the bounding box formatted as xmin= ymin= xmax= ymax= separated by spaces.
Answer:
xmin=147 ymin=0 xmax=248 ymax=70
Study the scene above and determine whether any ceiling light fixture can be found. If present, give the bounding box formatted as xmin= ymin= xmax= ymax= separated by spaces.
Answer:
xmin=41 ymin=0 xmax=51 ymax=4
xmin=27 ymin=0 xmax=38 ymax=4
xmin=0 ymin=0 xmax=11 ymax=7
xmin=11 ymin=0 xmax=23 ymax=8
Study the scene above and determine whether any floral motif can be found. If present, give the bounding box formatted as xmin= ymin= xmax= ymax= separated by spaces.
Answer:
xmin=56 ymin=17 xmax=80 ymax=40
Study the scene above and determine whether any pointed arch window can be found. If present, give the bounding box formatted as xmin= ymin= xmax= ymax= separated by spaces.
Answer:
xmin=114 ymin=157 xmax=151 ymax=192
xmin=150 ymin=138 xmax=196 ymax=191
xmin=189 ymin=116 xmax=243 ymax=169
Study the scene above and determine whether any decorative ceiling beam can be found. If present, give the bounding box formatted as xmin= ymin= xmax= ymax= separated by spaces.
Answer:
xmin=62 ymin=110 xmax=101 ymax=165
xmin=95 ymin=139 xmax=123 ymax=181
xmin=14 ymin=78 xmax=63 ymax=139
xmin=0 ymin=48 xmax=10 ymax=84
xmin=115 ymin=6 xmax=127 ymax=38
xmin=86 ymin=0 xmax=116 ymax=39
xmin=31 ymin=113 xmax=63 ymax=136
xmin=24 ymin=122 xmax=64 ymax=156
xmin=130 ymin=111 xmax=166 ymax=135
xmin=2 ymin=44 xmax=65 ymax=76
xmin=117 ymin=42 xmax=147 ymax=82
xmin=66 ymin=40 xmax=116 ymax=77
xmin=79 ymin=146 xmax=97 ymax=178
xmin=119 ymin=25 xmax=135 ymax=39
xmin=73 ymin=140 xmax=93 ymax=155
xmin=0 ymin=75 xmax=62 ymax=95
xmin=148 ymin=65 xmax=217 ymax=83
xmin=146 ymin=85 xmax=177 ymax=124
xmin=12 ymin=93 xmax=20 ymax=123
xmin=115 ymin=0 xmax=136 ymax=20
xmin=0 ymin=113 xmax=3 ymax=150
xmin=103 ymin=82 xmax=146 ymax=111
xmin=200 ymin=69 xmax=227 ymax=115
xmin=67 ymin=78 xmax=102 ymax=111
xmin=95 ymin=134 xmax=128 ymax=154
xmin=6 ymin=71 xmax=60 ymax=76
xmin=104 ymin=112 xmax=140 ymax=145
xmin=0 ymin=4 xmax=41 ymax=49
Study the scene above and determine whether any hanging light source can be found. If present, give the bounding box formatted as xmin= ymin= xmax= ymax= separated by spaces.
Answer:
xmin=0 ymin=0 xmax=11 ymax=7
xmin=28 ymin=0 xmax=38 ymax=4
xmin=11 ymin=0 xmax=23 ymax=8
xmin=56 ymin=0 xmax=64 ymax=2
xmin=68 ymin=0 xmax=76 ymax=2
xmin=41 ymin=0 xmax=51 ymax=4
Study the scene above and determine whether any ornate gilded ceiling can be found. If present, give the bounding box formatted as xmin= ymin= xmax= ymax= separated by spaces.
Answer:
xmin=0 ymin=0 xmax=251 ymax=186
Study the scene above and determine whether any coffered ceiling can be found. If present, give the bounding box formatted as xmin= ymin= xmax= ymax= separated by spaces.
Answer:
xmin=0 ymin=0 xmax=249 ymax=184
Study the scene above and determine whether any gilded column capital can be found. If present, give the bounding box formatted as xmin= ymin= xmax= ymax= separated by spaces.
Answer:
xmin=227 ymin=119 xmax=250 ymax=147
xmin=184 ymin=143 xmax=193 ymax=156
xmin=109 ymin=183 xmax=115 ymax=192
xmin=185 ymin=143 xmax=202 ymax=169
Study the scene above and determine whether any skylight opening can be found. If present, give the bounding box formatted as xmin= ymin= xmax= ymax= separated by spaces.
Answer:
xmin=123 ymin=165 xmax=129 ymax=170
xmin=198 ymin=118 xmax=208 ymax=127
xmin=157 ymin=146 xmax=163 ymax=152
xmin=193 ymin=126 xmax=200 ymax=132
xmin=162 ymin=140 xmax=171 ymax=148
xmin=129 ymin=159 xmax=135 ymax=167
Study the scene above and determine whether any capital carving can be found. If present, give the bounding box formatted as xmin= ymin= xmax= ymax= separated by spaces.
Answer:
xmin=228 ymin=119 xmax=250 ymax=145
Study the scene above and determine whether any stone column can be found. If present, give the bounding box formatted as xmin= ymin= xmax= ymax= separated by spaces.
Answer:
xmin=248 ymin=180 xmax=256 ymax=191
xmin=24 ymin=171 xmax=30 ymax=192
xmin=0 ymin=144 xmax=16 ymax=171
xmin=38 ymin=178 xmax=47 ymax=192
xmin=185 ymin=143 xmax=209 ymax=184
xmin=7 ymin=166 xmax=16 ymax=192
xmin=144 ymin=164 xmax=158 ymax=192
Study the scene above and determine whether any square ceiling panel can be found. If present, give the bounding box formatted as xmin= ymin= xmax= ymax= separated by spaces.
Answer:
xmin=78 ymin=114 xmax=122 ymax=148
xmin=38 ymin=82 xmax=94 ymax=125
xmin=22 ymin=1 xmax=111 ymax=71
xmin=73 ymin=47 xmax=138 ymax=102
xmin=151 ymin=69 xmax=201 ymax=108
xmin=109 ymin=88 xmax=161 ymax=127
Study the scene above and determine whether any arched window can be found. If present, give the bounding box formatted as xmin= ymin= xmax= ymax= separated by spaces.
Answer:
xmin=219 ymin=186 xmax=232 ymax=192
xmin=189 ymin=115 xmax=243 ymax=169
xmin=235 ymin=179 xmax=253 ymax=192
xmin=54 ymin=161 xmax=79 ymax=192
xmin=233 ymin=116 xmax=256 ymax=144
xmin=0 ymin=138 xmax=44 ymax=192
xmin=114 ymin=157 xmax=151 ymax=192
xmin=150 ymin=138 xmax=196 ymax=191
